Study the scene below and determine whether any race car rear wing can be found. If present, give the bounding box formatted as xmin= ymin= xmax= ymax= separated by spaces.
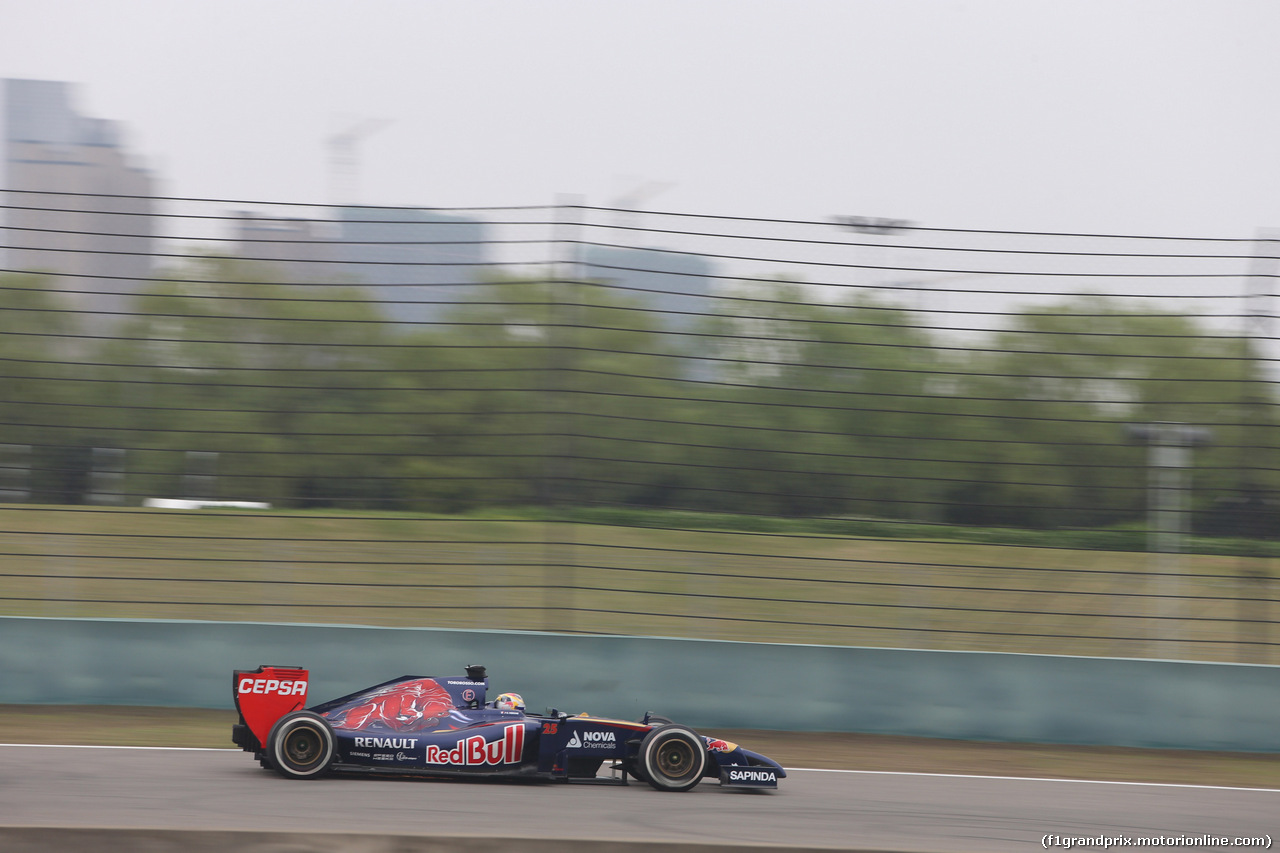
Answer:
xmin=232 ymin=665 xmax=309 ymax=751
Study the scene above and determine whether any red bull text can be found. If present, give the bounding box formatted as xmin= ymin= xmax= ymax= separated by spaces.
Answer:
xmin=424 ymin=724 xmax=525 ymax=766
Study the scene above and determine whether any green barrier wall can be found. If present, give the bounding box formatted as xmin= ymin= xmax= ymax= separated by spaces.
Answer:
xmin=1 ymin=616 xmax=1277 ymax=751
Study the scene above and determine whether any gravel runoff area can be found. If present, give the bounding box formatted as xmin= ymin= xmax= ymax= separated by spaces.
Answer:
xmin=2 ymin=705 xmax=1276 ymax=790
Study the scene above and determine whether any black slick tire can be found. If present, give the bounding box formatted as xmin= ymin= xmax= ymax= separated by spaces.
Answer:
xmin=265 ymin=711 xmax=336 ymax=780
xmin=637 ymin=724 xmax=706 ymax=792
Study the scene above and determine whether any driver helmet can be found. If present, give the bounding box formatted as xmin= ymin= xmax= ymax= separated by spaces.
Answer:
xmin=494 ymin=692 xmax=525 ymax=712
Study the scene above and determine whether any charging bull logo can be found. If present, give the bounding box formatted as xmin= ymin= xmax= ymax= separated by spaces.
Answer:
xmin=324 ymin=678 xmax=455 ymax=733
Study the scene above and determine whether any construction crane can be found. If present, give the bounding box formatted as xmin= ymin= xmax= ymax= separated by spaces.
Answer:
xmin=328 ymin=117 xmax=391 ymax=206
xmin=611 ymin=179 xmax=674 ymax=227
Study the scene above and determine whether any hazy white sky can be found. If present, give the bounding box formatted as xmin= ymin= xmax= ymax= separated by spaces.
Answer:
xmin=3 ymin=1 xmax=1279 ymax=238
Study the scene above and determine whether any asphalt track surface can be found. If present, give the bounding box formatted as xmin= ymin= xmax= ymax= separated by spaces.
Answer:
xmin=0 ymin=745 xmax=1275 ymax=852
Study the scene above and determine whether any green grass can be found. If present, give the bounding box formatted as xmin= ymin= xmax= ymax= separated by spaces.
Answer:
xmin=1 ymin=504 xmax=1276 ymax=664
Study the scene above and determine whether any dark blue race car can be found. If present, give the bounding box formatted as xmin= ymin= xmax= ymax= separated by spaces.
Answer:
xmin=232 ymin=664 xmax=785 ymax=792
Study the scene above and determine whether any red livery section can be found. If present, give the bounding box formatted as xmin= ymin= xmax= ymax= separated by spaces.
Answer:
xmin=233 ymin=665 xmax=309 ymax=748
xmin=324 ymin=677 xmax=454 ymax=732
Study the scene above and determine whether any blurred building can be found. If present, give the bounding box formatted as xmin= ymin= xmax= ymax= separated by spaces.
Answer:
xmin=335 ymin=206 xmax=488 ymax=325
xmin=232 ymin=211 xmax=338 ymax=283
xmin=230 ymin=205 xmax=489 ymax=325
xmin=0 ymin=78 xmax=156 ymax=319
xmin=581 ymin=244 xmax=714 ymax=328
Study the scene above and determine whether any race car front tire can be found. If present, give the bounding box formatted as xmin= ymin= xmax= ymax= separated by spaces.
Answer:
xmin=265 ymin=711 xmax=336 ymax=780
xmin=637 ymin=724 xmax=707 ymax=792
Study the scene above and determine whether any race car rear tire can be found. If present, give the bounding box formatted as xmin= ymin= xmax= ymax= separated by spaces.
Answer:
xmin=637 ymin=724 xmax=706 ymax=792
xmin=265 ymin=711 xmax=336 ymax=780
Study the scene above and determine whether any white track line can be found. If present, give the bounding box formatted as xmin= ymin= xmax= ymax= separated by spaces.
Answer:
xmin=787 ymin=767 xmax=1280 ymax=793
xmin=2 ymin=743 xmax=1277 ymax=793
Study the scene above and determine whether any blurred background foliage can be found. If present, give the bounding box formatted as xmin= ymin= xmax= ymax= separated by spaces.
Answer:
xmin=2 ymin=263 xmax=1274 ymax=545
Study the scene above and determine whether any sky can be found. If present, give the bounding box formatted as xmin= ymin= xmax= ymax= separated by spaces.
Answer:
xmin=3 ymin=1 xmax=1280 ymax=239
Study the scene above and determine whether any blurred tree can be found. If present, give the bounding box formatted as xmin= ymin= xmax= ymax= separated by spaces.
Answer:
xmin=397 ymin=274 xmax=680 ymax=513
xmin=42 ymin=261 xmax=1272 ymax=537
xmin=0 ymin=272 xmax=89 ymax=502
xmin=98 ymin=255 xmax=395 ymax=506
xmin=675 ymin=281 xmax=942 ymax=518
xmin=943 ymin=296 xmax=1270 ymax=529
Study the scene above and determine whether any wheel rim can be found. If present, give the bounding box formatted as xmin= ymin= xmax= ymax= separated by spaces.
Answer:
xmin=284 ymin=726 xmax=323 ymax=769
xmin=655 ymin=738 xmax=696 ymax=780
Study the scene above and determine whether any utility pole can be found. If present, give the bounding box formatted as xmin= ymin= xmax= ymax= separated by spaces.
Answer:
xmin=832 ymin=215 xmax=915 ymax=235
xmin=1238 ymin=228 xmax=1279 ymax=661
xmin=541 ymin=195 xmax=584 ymax=633
xmin=832 ymin=215 xmax=918 ymax=302
xmin=1128 ymin=423 xmax=1211 ymax=658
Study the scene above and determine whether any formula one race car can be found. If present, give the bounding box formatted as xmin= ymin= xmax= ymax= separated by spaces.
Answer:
xmin=232 ymin=664 xmax=785 ymax=792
